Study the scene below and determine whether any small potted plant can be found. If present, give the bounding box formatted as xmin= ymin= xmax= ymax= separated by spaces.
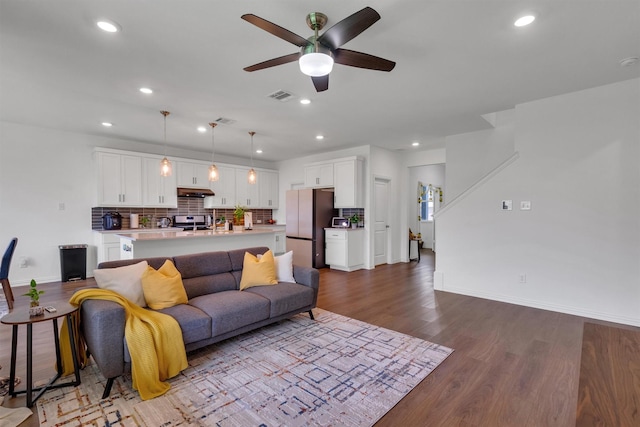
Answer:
xmin=349 ymin=214 xmax=360 ymax=229
xmin=234 ymin=205 xmax=246 ymax=226
xmin=24 ymin=279 xmax=45 ymax=316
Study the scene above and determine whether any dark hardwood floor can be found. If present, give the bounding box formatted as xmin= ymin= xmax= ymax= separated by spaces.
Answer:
xmin=2 ymin=249 xmax=638 ymax=426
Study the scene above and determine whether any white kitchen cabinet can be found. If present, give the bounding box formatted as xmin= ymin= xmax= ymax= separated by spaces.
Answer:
xmin=274 ymin=231 xmax=286 ymax=255
xmin=205 ymin=164 xmax=236 ymax=208
xmin=333 ymin=158 xmax=364 ymax=208
xmin=176 ymin=160 xmax=210 ymax=188
xmin=235 ymin=167 xmax=260 ymax=207
xmin=259 ymin=170 xmax=279 ymax=208
xmin=95 ymin=232 xmax=122 ymax=264
xmin=142 ymin=157 xmax=178 ymax=207
xmin=96 ymin=151 xmax=143 ymax=207
xmin=304 ymin=162 xmax=334 ymax=188
xmin=325 ymin=228 xmax=364 ymax=272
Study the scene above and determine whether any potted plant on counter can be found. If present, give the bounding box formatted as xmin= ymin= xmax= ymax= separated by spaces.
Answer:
xmin=234 ymin=205 xmax=246 ymax=226
xmin=349 ymin=214 xmax=360 ymax=229
xmin=24 ymin=279 xmax=45 ymax=316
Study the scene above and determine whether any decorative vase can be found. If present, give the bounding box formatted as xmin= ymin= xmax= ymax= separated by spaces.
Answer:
xmin=351 ymin=222 xmax=358 ymax=229
xmin=29 ymin=302 xmax=44 ymax=317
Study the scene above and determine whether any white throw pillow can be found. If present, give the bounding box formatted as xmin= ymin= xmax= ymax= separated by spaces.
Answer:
xmin=93 ymin=260 xmax=149 ymax=307
xmin=274 ymin=251 xmax=295 ymax=283
xmin=257 ymin=251 xmax=295 ymax=283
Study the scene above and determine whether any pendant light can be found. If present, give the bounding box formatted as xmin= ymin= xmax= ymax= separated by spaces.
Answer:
xmin=208 ymin=122 xmax=219 ymax=182
xmin=159 ymin=110 xmax=172 ymax=177
xmin=248 ymin=131 xmax=257 ymax=185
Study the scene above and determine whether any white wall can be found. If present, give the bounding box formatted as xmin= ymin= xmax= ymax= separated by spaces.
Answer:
xmin=445 ymin=109 xmax=515 ymax=200
xmin=0 ymin=121 xmax=275 ymax=287
xmin=435 ymin=78 xmax=640 ymax=326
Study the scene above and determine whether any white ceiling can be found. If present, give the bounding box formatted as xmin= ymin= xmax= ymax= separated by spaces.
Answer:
xmin=1 ymin=0 xmax=638 ymax=162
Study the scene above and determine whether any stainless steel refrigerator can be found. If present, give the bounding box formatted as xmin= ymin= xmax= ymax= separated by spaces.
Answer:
xmin=286 ymin=189 xmax=337 ymax=268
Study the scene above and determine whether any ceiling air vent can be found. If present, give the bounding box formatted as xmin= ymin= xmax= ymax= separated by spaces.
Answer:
xmin=215 ymin=117 xmax=236 ymax=125
xmin=267 ymin=90 xmax=295 ymax=102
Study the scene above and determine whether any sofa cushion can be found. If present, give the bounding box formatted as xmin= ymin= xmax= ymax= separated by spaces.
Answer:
xmin=173 ymin=251 xmax=232 ymax=279
xmin=182 ymin=273 xmax=237 ymax=299
xmin=245 ymin=283 xmax=315 ymax=318
xmin=189 ymin=291 xmax=270 ymax=336
xmin=93 ymin=260 xmax=148 ymax=307
xmin=240 ymin=250 xmax=278 ymax=290
xmin=228 ymin=247 xmax=270 ymax=272
xmin=141 ymin=260 xmax=188 ymax=309
xmin=157 ymin=304 xmax=212 ymax=345
xmin=99 ymin=257 xmax=168 ymax=271
xmin=259 ymin=251 xmax=295 ymax=283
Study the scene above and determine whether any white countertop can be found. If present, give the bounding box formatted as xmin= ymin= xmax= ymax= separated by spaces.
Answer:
xmin=94 ymin=227 xmax=183 ymax=234
xmin=324 ymin=227 xmax=364 ymax=231
xmin=117 ymin=227 xmax=281 ymax=242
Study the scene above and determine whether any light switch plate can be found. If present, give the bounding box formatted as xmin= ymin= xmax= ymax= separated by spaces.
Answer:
xmin=502 ymin=200 xmax=513 ymax=210
xmin=520 ymin=201 xmax=531 ymax=210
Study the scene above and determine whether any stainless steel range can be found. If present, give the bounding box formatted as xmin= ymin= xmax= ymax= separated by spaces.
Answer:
xmin=173 ymin=215 xmax=210 ymax=230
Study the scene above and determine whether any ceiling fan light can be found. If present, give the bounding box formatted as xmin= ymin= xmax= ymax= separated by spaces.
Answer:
xmin=299 ymin=53 xmax=334 ymax=77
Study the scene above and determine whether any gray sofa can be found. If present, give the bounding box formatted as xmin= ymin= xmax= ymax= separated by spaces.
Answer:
xmin=80 ymin=246 xmax=319 ymax=398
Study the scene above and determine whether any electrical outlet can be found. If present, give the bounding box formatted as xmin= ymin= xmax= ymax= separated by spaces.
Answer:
xmin=19 ymin=256 xmax=28 ymax=268
xmin=58 ymin=202 xmax=65 ymax=211
xmin=519 ymin=274 xmax=527 ymax=284
xmin=520 ymin=201 xmax=531 ymax=210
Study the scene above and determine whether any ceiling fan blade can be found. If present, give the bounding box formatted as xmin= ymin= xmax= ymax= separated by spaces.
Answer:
xmin=241 ymin=14 xmax=310 ymax=47
xmin=244 ymin=52 xmax=300 ymax=72
xmin=333 ymin=48 xmax=396 ymax=71
xmin=311 ymin=75 xmax=329 ymax=92
xmin=317 ymin=7 xmax=380 ymax=50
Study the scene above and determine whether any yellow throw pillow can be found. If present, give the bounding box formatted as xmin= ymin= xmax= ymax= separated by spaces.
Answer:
xmin=141 ymin=260 xmax=188 ymax=310
xmin=240 ymin=250 xmax=278 ymax=290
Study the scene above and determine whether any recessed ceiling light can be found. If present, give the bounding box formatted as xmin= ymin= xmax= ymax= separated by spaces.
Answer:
xmin=300 ymin=98 xmax=311 ymax=105
xmin=96 ymin=20 xmax=120 ymax=33
xmin=412 ymin=142 xmax=420 ymax=147
xmin=256 ymin=149 xmax=263 ymax=154
xmin=514 ymin=15 xmax=535 ymax=27
xmin=197 ymin=126 xmax=207 ymax=133
xmin=139 ymin=87 xmax=153 ymax=94
xmin=316 ymin=135 xmax=324 ymax=140
xmin=620 ymin=56 xmax=639 ymax=67
xmin=101 ymin=122 xmax=113 ymax=127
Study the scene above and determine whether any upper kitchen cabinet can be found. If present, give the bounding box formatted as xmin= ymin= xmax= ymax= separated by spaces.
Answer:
xmin=304 ymin=162 xmax=334 ymax=188
xmin=96 ymin=150 xmax=142 ymax=207
xmin=235 ymin=167 xmax=260 ymax=208
xmin=142 ymin=157 xmax=178 ymax=208
xmin=176 ymin=160 xmax=210 ymax=188
xmin=205 ymin=164 xmax=236 ymax=208
xmin=333 ymin=157 xmax=364 ymax=208
xmin=259 ymin=170 xmax=279 ymax=209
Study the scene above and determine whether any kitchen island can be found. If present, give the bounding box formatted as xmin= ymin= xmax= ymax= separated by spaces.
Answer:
xmin=117 ymin=227 xmax=282 ymax=260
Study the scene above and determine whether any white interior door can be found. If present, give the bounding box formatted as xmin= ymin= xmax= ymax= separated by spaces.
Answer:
xmin=374 ymin=178 xmax=390 ymax=265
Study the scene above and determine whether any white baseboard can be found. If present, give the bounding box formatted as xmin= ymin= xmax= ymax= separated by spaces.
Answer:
xmin=441 ymin=285 xmax=640 ymax=327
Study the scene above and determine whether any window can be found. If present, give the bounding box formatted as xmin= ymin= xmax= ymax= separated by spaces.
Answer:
xmin=420 ymin=185 xmax=434 ymax=222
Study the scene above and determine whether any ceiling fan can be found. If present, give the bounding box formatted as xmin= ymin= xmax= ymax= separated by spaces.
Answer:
xmin=241 ymin=7 xmax=396 ymax=92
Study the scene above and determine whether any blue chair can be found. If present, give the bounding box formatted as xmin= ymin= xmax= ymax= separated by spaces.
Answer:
xmin=1 ymin=238 xmax=18 ymax=310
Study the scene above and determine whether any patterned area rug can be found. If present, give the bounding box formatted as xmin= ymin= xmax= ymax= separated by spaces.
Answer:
xmin=37 ymin=309 xmax=453 ymax=426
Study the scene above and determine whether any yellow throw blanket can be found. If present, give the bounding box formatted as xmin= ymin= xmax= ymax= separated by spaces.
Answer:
xmin=60 ymin=288 xmax=188 ymax=400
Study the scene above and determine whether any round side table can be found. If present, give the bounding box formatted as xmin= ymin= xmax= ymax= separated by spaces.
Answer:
xmin=1 ymin=302 xmax=81 ymax=407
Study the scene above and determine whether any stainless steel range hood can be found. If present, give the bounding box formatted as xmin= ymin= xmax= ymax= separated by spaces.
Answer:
xmin=177 ymin=187 xmax=215 ymax=198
